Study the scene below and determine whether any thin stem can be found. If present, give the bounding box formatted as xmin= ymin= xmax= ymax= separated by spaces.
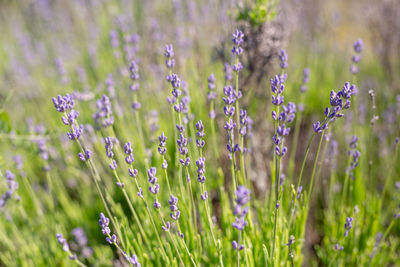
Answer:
xmin=112 ymin=169 xmax=148 ymax=247
xmin=162 ymin=155 xmax=172 ymax=194
xmin=198 ymin=147 xmax=224 ymax=266
xmin=178 ymin=112 xmax=197 ymax=231
xmin=156 ymin=209 xmax=185 ymax=266
xmin=382 ymin=220 xmax=396 ymax=241
xmin=234 ymin=57 xmax=246 ymax=184
xmin=237 ymin=231 xmax=241 ymax=267
xmin=130 ymin=172 xmax=169 ymax=263
xmin=176 ymin=222 xmax=198 ymax=267
xmin=307 ymin=131 xmax=325 ymax=200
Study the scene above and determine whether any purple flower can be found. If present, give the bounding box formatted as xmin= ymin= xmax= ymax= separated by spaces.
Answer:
xmin=232 ymin=185 xmax=251 ymax=252
xmin=105 ymin=234 xmax=117 ymax=244
xmin=71 ymin=227 xmax=88 ymax=247
xmin=56 ymin=233 xmax=70 ymax=252
xmin=313 ymin=82 xmax=356 ymax=133
xmin=129 ymin=61 xmax=140 ymax=82
xmin=208 ymin=73 xmax=216 ymax=90
xmin=300 ymin=68 xmax=310 ymax=93
xmin=93 ymin=95 xmax=114 ymax=128
xmin=99 ymin=213 xmax=111 ymax=236
xmin=52 ymin=94 xmax=75 ymax=113
xmin=78 ymin=149 xmax=93 ymax=161
xmin=350 ymin=39 xmax=364 ymax=74
xmin=162 ymin=221 xmax=171 ymax=231
xmin=232 ymin=29 xmax=244 ymax=45
xmin=147 ymin=167 xmax=157 ymax=184
xmin=164 ymin=44 xmax=174 ymax=58
xmin=158 ymin=132 xmax=167 ymax=155
xmin=177 ymin=133 xmax=188 ymax=155
xmin=201 ymin=191 xmax=208 ymax=201
xmin=154 ymin=199 xmax=161 ymax=209
xmin=279 ymin=49 xmax=288 ymax=69
xmin=334 ymin=243 xmax=344 ymax=251
xmin=129 ymin=168 xmax=138 ymax=178
xmin=128 ymin=254 xmax=141 ymax=266
xmin=105 ymin=137 xmax=114 ymax=158
xmin=67 ymin=124 xmax=83 ymax=140
xmin=109 ymin=160 xmax=117 ymax=170
xmin=232 ymin=62 xmax=243 ymax=72
xmin=13 ymin=155 xmax=24 ymax=170
xmin=344 ymin=217 xmax=353 ymax=237
xmin=169 ymin=194 xmax=180 ymax=221
xmin=224 ymin=63 xmax=233 ymax=82
xmin=353 ymin=39 xmax=364 ymax=54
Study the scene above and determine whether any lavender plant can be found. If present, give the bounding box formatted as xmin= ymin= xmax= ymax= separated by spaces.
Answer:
xmin=0 ymin=2 xmax=399 ymax=267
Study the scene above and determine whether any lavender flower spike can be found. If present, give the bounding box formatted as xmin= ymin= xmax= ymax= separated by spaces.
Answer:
xmin=232 ymin=186 xmax=250 ymax=250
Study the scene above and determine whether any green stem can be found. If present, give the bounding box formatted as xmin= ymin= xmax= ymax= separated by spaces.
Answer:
xmin=176 ymin=222 xmax=198 ymax=267
xmin=307 ymin=131 xmax=325 ymax=200
xmin=112 ymin=169 xmax=149 ymax=247
xmin=237 ymin=231 xmax=241 ymax=267
xmin=130 ymin=172 xmax=169 ymax=263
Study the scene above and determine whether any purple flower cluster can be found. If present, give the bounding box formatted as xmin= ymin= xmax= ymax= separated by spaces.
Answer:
xmin=0 ymin=171 xmax=19 ymax=207
xmin=223 ymin=86 xmax=239 ymax=155
xmin=166 ymin=73 xmax=181 ymax=104
xmin=158 ymin=132 xmax=167 ymax=156
xmin=147 ymin=167 xmax=161 ymax=208
xmin=52 ymin=94 xmax=75 ymax=112
xmin=37 ymin=139 xmax=50 ymax=172
xmin=71 ymin=227 xmax=93 ymax=258
xmin=195 ymin=120 xmax=208 ymax=200
xmin=350 ymin=39 xmax=364 ymax=74
xmin=99 ymin=213 xmax=117 ymax=244
xmin=158 ymin=132 xmax=168 ymax=169
xmin=98 ymin=213 xmax=141 ymax=266
xmin=56 ymin=233 xmax=77 ymax=260
xmin=239 ymin=109 xmax=252 ymax=140
xmin=13 ymin=155 xmax=23 ymax=170
xmin=129 ymin=60 xmax=141 ymax=110
xmin=105 ymin=136 xmax=117 ymax=171
xmin=169 ymin=194 xmax=181 ymax=221
xmin=300 ymin=68 xmax=310 ymax=93
xmin=123 ymin=142 xmax=135 ymax=165
xmin=271 ymin=74 xmax=287 ymax=107
xmin=232 ymin=186 xmax=250 ymax=250
xmin=279 ymin=49 xmax=288 ymax=69
xmin=109 ymin=30 xmax=120 ymax=49
xmin=344 ymin=217 xmax=353 ymax=237
xmin=78 ymin=149 xmax=93 ymax=162
xmin=123 ymin=33 xmax=140 ymax=62
xmin=232 ymin=29 xmax=244 ymax=72
xmin=313 ymin=82 xmax=356 ymax=133
xmin=334 ymin=243 xmax=344 ymax=251
xmin=93 ymin=95 xmax=114 ymax=128
xmin=164 ymin=44 xmax=175 ymax=69
xmin=224 ymin=62 xmax=233 ymax=82
xmin=272 ymin=101 xmax=296 ymax=157
xmin=347 ymin=136 xmax=361 ymax=180
xmin=177 ymin=134 xmax=190 ymax=168
xmin=207 ymin=73 xmax=217 ymax=119
xmin=195 ymin=120 xmax=205 ymax=148
xmin=53 ymin=94 xmax=84 ymax=140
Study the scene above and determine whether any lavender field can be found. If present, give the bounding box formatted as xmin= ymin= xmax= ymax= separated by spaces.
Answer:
xmin=0 ymin=0 xmax=399 ymax=266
